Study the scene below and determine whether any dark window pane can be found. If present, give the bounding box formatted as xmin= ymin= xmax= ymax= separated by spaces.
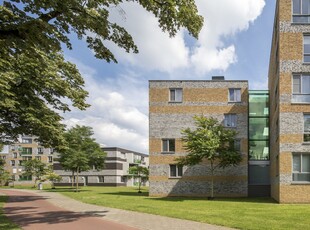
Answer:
xmin=293 ymin=173 xmax=310 ymax=181
xmin=170 ymin=89 xmax=175 ymax=101
xmin=169 ymin=140 xmax=175 ymax=152
xmin=162 ymin=140 xmax=168 ymax=152
xmin=249 ymin=141 xmax=269 ymax=160
xmin=302 ymin=0 xmax=310 ymax=14
xmin=249 ymin=165 xmax=270 ymax=185
xmin=293 ymin=154 xmax=301 ymax=172
xmin=293 ymin=75 xmax=301 ymax=93
xmin=178 ymin=165 xmax=183 ymax=176
xmin=304 ymin=54 xmax=310 ymax=63
xmin=170 ymin=165 xmax=177 ymax=177
xmin=302 ymin=154 xmax=310 ymax=172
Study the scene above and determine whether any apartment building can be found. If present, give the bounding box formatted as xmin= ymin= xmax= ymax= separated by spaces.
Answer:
xmin=0 ymin=135 xmax=55 ymax=183
xmin=54 ymin=147 xmax=149 ymax=187
xmin=268 ymin=0 xmax=310 ymax=203
xmin=149 ymin=78 xmax=249 ymax=197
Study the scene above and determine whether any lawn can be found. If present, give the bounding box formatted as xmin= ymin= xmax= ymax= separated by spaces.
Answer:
xmin=0 ymin=195 xmax=20 ymax=230
xmin=44 ymin=186 xmax=310 ymax=230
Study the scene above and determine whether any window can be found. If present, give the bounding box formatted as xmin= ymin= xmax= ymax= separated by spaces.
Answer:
xmin=293 ymin=74 xmax=310 ymax=103
xmin=293 ymin=153 xmax=310 ymax=182
xmin=38 ymin=148 xmax=44 ymax=154
xmin=304 ymin=35 xmax=310 ymax=62
xmin=22 ymin=138 xmax=32 ymax=144
xmin=169 ymin=165 xmax=183 ymax=178
xmin=18 ymin=160 xmax=23 ymax=166
xmin=162 ymin=139 xmax=175 ymax=152
xmin=228 ymin=88 xmax=241 ymax=102
xmin=304 ymin=114 xmax=310 ymax=142
xmin=11 ymin=160 xmax=15 ymax=166
xmin=98 ymin=176 xmax=104 ymax=183
xmin=36 ymin=156 xmax=41 ymax=160
xmin=48 ymin=156 xmax=53 ymax=163
xmin=21 ymin=147 xmax=32 ymax=155
xmin=2 ymin=156 xmax=6 ymax=160
xmin=50 ymin=148 xmax=55 ymax=154
xmin=121 ymin=176 xmax=126 ymax=183
xmin=224 ymin=114 xmax=237 ymax=127
xmin=292 ymin=0 xmax=310 ymax=23
xmin=169 ymin=88 xmax=182 ymax=102
xmin=13 ymin=153 xmax=17 ymax=158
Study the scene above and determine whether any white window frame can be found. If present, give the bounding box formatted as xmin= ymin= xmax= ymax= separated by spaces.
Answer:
xmin=292 ymin=153 xmax=310 ymax=182
xmin=304 ymin=114 xmax=310 ymax=142
xmin=98 ymin=176 xmax=104 ymax=183
xmin=292 ymin=0 xmax=310 ymax=23
xmin=228 ymin=88 xmax=241 ymax=102
xmin=169 ymin=164 xmax=183 ymax=178
xmin=292 ymin=74 xmax=310 ymax=103
xmin=169 ymin=88 xmax=183 ymax=102
xmin=224 ymin=114 xmax=237 ymax=127
xmin=304 ymin=35 xmax=310 ymax=62
xmin=162 ymin=139 xmax=175 ymax=152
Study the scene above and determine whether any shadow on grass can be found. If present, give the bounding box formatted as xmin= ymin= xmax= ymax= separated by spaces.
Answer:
xmin=45 ymin=188 xmax=92 ymax=193
xmin=144 ymin=196 xmax=277 ymax=204
xmin=99 ymin=191 xmax=149 ymax=197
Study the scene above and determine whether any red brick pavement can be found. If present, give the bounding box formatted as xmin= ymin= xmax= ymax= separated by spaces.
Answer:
xmin=2 ymin=189 xmax=138 ymax=230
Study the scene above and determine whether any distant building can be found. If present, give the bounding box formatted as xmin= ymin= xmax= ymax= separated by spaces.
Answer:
xmin=54 ymin=147 xmax=149 ymax=187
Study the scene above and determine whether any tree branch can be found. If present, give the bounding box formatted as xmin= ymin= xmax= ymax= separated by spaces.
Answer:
xmin=39 ymin=10 xmax=62 ymax=22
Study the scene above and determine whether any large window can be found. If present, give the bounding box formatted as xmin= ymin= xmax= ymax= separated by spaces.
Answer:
xmin=228 ymin=88 xmax=241 ymax=102
xmin=304 ymin=114 xmax=310 ymax=142
xmin=293 ymin=0 xmax=310 ymax=23
xmin=169 ymin=88 xmax=182 ymax=102
xmin=293 ymin=153 xmax=310 ymax=182
xmin=169 ymin=165 xmax=183 ymax=178
xmin=304 ymin=35 xmax=310 ymax=62
xmin=162 ymin=139 xmax=175 ymax=152
xmin=224 ymin=114 xmax=237 ymax=127
xmin=293 ymin=74 xmax=310 ymax=103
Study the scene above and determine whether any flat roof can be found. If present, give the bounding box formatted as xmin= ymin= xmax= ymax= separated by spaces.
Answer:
xmin=101 ymin=147 xmax=148 ymax=157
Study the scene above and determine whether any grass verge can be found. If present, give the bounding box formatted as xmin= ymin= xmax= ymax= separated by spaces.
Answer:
xmin=0 ymin=195 xmax=20 ymax=230
xmin=44 ymin=186 xmax=310 ymax=230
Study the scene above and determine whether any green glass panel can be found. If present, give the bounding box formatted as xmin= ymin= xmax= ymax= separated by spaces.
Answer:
xmin=249 ymin=141 xmax=269 ymax=160
xmin=249 ymin=118 xmax=269 ymax=139
xmin=249 ymin=94 xmax=269 ymax=117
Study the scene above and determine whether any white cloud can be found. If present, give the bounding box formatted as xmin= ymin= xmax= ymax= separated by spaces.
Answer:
xmin=62 ymin=59 xmax=149 ymax=153
xmin=106 ymin=0 xmax=265 ymax=75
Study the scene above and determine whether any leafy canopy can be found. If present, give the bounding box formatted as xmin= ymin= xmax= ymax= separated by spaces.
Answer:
xmin=59 ymin=125 xmax=106 ymax=173
xmin=0 ymin=0 xmax=203 ymax=147
xmin=177 ymin=116 xmax=242 ymax=168
xmin=22 ymin=158 xmax=49 ymax=186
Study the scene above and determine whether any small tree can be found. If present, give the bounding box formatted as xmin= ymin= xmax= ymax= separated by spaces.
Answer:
xmin=22 ymin=159 xmax=48 ymax=188
xmin=45 ymin=171 xmax=62 ymax=189
xmin=176 ymin=116 xmax=242 ymax=199
xmin=0 ymin=170 xmax=10 ymax=186
xmin=59 ymin=125 xmax=106 ymax=192
xmin=128 ymin=166 xmax=149 ymax=193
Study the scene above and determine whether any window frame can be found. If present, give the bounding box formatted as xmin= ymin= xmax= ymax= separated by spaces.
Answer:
xmin=228 ymin=88 xmax=241 ymax=102
xmin=98 ymin=176 xmax=104 ymax=183
xmin=292 ymin=0 xmax=310 ymax=23
xmin=292 ymin=153 xmax=310 ymax=182
xmin=169 ymin=88 xmax=183 ymax=102
xmin=169 ymin=164 xmax=183 ymax=178
xmin=224 ymin=114 xmax=237 ymax=127
xmin=292 ymin=74 xmax=310 ymax=103
xmin=162 ymin=139 xmax=176 ymax=153
xmin=48 ymin=156 xmax=53 ymax=163
xmin=304 ymin=114 xmax=310 ymax=142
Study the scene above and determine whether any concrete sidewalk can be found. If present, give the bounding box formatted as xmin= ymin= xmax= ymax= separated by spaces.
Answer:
xmin=1 ymin=189 xmax=234 ymax=230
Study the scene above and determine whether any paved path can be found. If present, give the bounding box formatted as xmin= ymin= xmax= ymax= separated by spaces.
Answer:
xmin=1 ymin=189 xmax=234 ymax=230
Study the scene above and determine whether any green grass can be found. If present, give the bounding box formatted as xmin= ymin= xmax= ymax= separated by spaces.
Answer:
xmin=0 ymin=195 xmax=20 ymax=230
xmin=43 ymin=186 xmax=310 ymax=230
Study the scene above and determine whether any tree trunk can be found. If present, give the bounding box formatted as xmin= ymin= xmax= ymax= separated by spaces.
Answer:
xmin=138 ymin=174 xmax=141 ymax=193
xmin=76 ymin=167 xmax=79 ymax=192
xmin=210 ymin=161 xmax=214 ymax=199
xmin=71 ymin=171 xmax=74 ymax=188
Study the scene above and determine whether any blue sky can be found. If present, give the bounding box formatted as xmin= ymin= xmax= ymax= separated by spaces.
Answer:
xmin=60 ymin=0 xmax=276 ymax=153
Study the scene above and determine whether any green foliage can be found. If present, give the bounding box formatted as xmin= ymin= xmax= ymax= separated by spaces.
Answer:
xmin=45 ymin=171 xmax=62 ymax=189
xmin=176 ymin=116 xmax=242 ymax=198
xmin=128 ymin=165 xmax=149 ymax=193
xmin=0 ymin=170 xmax=10 ymax=186
xmin=0 ymin=0 xmax=203 ymax=147
xmin=22 ymin=158 xmax=48 ymax=187
xmin=59 ymin=125 xmax=106 ymax=190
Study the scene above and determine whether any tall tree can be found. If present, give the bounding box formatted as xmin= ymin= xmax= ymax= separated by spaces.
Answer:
xmin=59 ymin=125 xmax=106 ymax=191
xmin=128 ymin=165 xmax=149 ymax=193
xmin=176 ymin=116 xmax=242 ymax=199
xmin=22 ymin=158 xmax=49 ymax=188
xmin=0 ymin=1 xmax=203 ymax=147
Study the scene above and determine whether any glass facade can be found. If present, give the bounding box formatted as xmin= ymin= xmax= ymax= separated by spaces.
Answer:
xmin=249 ymin=91 xmax=269 ymax=161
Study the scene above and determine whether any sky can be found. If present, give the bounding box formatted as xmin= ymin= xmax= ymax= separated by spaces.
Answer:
xmin=61 ymin=0 xmax=276 ymax=154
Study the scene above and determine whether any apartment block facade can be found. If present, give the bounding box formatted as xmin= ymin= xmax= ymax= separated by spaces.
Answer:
xmin=269 ymin=0 xmax=310 ymax=203
xmin=0 ymin=137 xmax=149 ymax=187
xmin=54 ymin=147 xmax=149 ymax=187
xmin=0 ymin=135 xmax=55 ymax=183
xmin=149 ymin=79 xmax=249 ymax=197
